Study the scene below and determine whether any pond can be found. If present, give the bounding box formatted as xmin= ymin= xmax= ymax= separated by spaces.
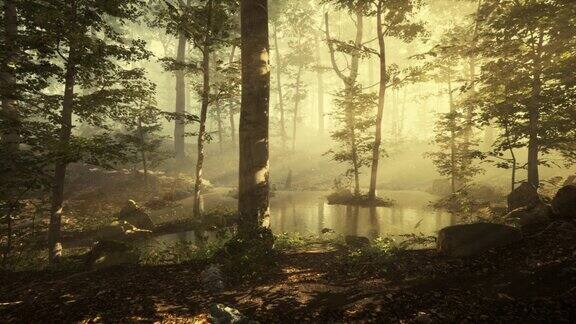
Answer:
xmin=142 ymin=189 xmax=455 ymax=251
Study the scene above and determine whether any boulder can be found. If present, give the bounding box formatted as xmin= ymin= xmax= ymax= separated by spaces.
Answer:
xmin=96 ymin=220 xmax=152 ymax=241
xmin=209 ymin=304 xmax=248 ymax=324
xmin=507 ymin=182 xmax=541 ymax=211
xmin=437 ymin=223 xmax=522 ymax=257
xmin=552 ymin=185 xmax=576 ymax=219
xmin=201 ymin=264 xmax=225 ymax=293
xmin=122 ymin=222 xmax=153 ymax=239
xmin=118 ymin=200 xmax=154 ymax=230
xmin=96 ymin=221 xmax=125 ymax=240
xmin=505 ymin=204 xmax=552 ymax=228
xmin=85 ymin=240 xmax=138 ymax=270
xmin=345 ymin=235 xmax=370 ymax=248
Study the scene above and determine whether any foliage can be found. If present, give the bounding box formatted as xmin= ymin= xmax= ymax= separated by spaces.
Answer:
xmin=326 ymin=84 xmax=377 ymax=187
xmin=138 ymin=238 xmax=228 ymax=266
xmin=424 ymin=24 xmax=485 ymax=192
xmin=476 ymin=0 xmax=576 ymax=176
xmin=337 ymin=234 xmax=435 ymax=277
xmin=273 ymin=232 xmax=312 ymax=251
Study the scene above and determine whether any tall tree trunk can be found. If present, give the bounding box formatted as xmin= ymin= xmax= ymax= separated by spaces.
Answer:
xmin=464 ymin=0 xmax=481 ymax=145
xmin=137 ymin=117 xmax=149 ymax=188
xmin=448 ymin=76 xmax=457 ymax=195
xmin=314 ymin=32 xmax=325 ymax=134
xmin=527 ymin=31 xmax=543 ymax=188
xmin=399 ymin=87 xmax=407 ymax=137
xmin=229 ymin=106 xmax=236 ymax=147
xmin=48 ymin=41 xmax=78 ymax=265
xmin=193 ymin=0 xmax=212 ymax=218
xmin=504 ymin=122 xmax=517 ymax=193
xmin=325 ymin=10 xmax=363 ymax=195
xmin=369 ymin=2 xmax=386 ymax=201
xmin=349 ymin=12 xmax=363 ymax=196
xmin=1 ymin=0 xmax=18 ymax=149
xmin=216 ymin=101 xmax=223 ymax=152
xmin=291 ymin=64 xmax=303 ymax=153
xmin=174 ymin=2 xmax=189 ymax=163
xmin=228 ymin=45 xmax=237 ymax=147
xmin=272 ymin=24 xmax=287 ymax=150
xmin=238 ymin=0 xmax=270 ymax=229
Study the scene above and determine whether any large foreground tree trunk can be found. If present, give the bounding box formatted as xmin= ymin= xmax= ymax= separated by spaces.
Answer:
xmin=238 ymin=0 xmax=270 ymax=229
xmin=368 ymin=2 xmax=387 ymax=201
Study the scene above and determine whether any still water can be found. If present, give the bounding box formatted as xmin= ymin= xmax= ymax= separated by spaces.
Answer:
xmin=145 ymin=189 xmax=454 ymax=248
xmin=268 ymin=190 xmax=453 ymax=239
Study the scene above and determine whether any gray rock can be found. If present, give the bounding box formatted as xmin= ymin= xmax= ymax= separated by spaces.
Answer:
xmin=552 ymin=185 xmax=576 ymax=219
xmin=345 ymin=235 xmax=370 ymax=248
xmin=118 ymin=200 xmax=154 ymax=230
xmin=321 ymin=227 xmax=335 ymax=234
xmin=437 ymin=223 xmax=522 ymax=257
xmin=85 ymin=240 xmax=138 ymax=270
xmin=96 ymin=220 xmax=152 ymax=241
xmin=201 ymin=264 xmax=225 ymax=293
xmin=209 ymin=303 xmax=250 ymax=324
xmin=507 ymin=182 xmax=541 ymax=211
xmin=505 ymin=204 xmax=552 ymax=228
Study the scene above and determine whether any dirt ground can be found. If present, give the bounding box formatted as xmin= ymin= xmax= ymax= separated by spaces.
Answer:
xmin=1 ymin=219 xmax=575 ymax=323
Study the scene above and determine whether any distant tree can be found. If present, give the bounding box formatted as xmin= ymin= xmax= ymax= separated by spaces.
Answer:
xmin=425 ymin=26 xmax=484 ymax=195
xmin=282 ymin=1 xmax=316 ymax=153
xmin=324 ymin=2 xmax=369 ymax=195
xmin=368 ymin=0 xmax=426 ymax=201
xmin=149 ymin=0 xmax=191 ymax=164
xmin=115 ymin=83 xmax=168 ymax=188
xmin=183 ymin=0 xmax=237 ymax=217
xmin=209 ymin=47 xmax=241 ymax=151
xmin=21 ymin=0 xmax=153 ymax=263
xmin=326 ymin=85 xmax=377 ymax=192
xmin=269 ymin=0 xmax=290 ymax=149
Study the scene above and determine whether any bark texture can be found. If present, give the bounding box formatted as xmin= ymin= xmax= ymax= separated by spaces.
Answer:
xmin=49 ymin=2 xmax=79 ymax=263
xmin=368 ymin=2 xmax=387 ymax=201
xmin=193 ymin=0 xmax=213 ymax=217
xmin=174 ymin=2 xmax=189 ymax=163
xmin=238 ymin=0 xmax=270 ymax=228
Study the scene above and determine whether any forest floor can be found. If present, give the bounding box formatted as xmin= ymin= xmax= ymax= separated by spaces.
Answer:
xmin=1 ymin=219 xmax=575 ymax=323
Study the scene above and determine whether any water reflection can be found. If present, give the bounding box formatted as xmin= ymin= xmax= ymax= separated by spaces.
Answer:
xmin=268 ymin=191 xmax=453 ymax=237
xmin=151 ymin=189 xmax=454 ymax=239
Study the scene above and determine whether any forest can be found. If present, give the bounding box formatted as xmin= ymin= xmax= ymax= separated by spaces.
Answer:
xmin=0 ymin=0 xmax=575 ymax=322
